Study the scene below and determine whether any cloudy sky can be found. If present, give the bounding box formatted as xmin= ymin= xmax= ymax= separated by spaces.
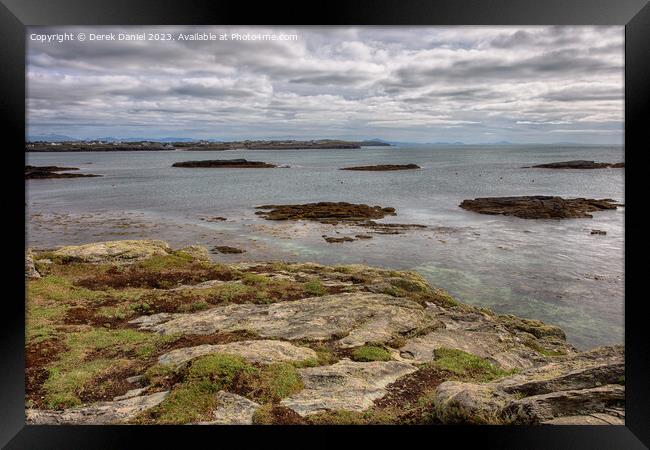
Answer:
xmin=27 ymin=26 xmax=624 ymax=144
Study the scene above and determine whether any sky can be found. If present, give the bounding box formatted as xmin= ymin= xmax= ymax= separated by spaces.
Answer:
xmin=26 ymin=26 xmax=624 ymax=144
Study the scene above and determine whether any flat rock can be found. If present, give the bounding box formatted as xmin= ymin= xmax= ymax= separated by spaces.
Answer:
xmin=527 ymin=160 xmax=624 ymax=169
xmin=255 ymin=202 xmax=396 ymax=222
xmin=172 ymin=159 xmax=275 ymax=168
xmin=502 ymin=384 xmax=624 ymax=424
xmin=131 ymin=293 xmax=440 ymax=348
xmin=52 ymin=239 xmax=172 ymax=264
xmin=25 ymin=165 xmax=101 ymax=179
xmin=340 ymin=164 xmax=420 ymax=171
xmin=459 ymin=196 xmax=620 ymax=219
xmin=542 ymin=413 xmax=624 ymax=425
xmin=158 ymin=339 xmax=318 ymax=367
xmin=399 ymin=329 xmax=541 ymax=370
xmin=281 ymin=359 xmax=417 ymax=415
xmin=194 ymin=391 xmax=260 ymax=425
xmin=26 ymin=391 xmax=169 ymax=425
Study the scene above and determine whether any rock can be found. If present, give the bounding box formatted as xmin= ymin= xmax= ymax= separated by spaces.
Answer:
xmin=26 ymin=391 xmax=169 ymax=425
xmin=52 ymin=240 xmax=172 ymax=264
xmin=432 ymin=381 xmax=510 ymax=424
xmin=176 ymin=245 xmax=211 ymax=261
xmin=323 ymin=235 xmax=355 ymax=243
xmin=526 ymin=160 xmax=624 ymax=169
xmin=459 ymin=196 xmax=620 ymax=219
xmin=591 ymin=229 xmax=607 ymax=235
xmin=340 ymin=164 xmax=420 ymax=171
xmin=281 ymin=359 xmax=417 ymax=415
xmin=195 ymin=391 xmax=260 ymax=425
xmin=399 ymin=329 xmax=541 ymax=371
xmin=25 ymin=165 xmax=101 ymax=179
xmin=212 ymin=245 xmax=245 ymax=254
xmin=131 ymin=292 xmax=441 ymax=348
xmin=126 ymin=375 xmax=144 ymax=384
xmin=172 ymin=159 xmax=276 ymax=168
xmin=431 ymin=345 xmax=624 ymax=424
xmin=542 ymin=413 xmax=624 ymax=425
xmin=26 ymin=250 xmax=41 ymax=279
xmin=113 ymin=387 xmax=149 ymax=401
xmin=255 ymin=202 xmax=396 ymax=223
xmin=158 ymin=340 xmax=318 ymax=367
xmin=502 ymin=385 xmax=624 ymax=424
xmin=200 ymin=216 xmax=227 ymax=222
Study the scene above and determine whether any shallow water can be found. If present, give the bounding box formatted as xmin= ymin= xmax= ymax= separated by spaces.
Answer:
xmin=26 ymin=144 xmax=624 ymax=350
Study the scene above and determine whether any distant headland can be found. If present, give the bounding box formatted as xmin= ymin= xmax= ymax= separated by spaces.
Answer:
xmin=25 ymin=139 xmax=391 ymax=152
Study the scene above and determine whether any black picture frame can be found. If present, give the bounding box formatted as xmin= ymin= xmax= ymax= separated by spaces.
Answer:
xmin=1 ymin=0 xmax=647 ymax=447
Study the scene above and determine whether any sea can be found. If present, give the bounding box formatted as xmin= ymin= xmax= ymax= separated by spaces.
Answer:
xmin=26 ymin=144 xmax=625 ymax=350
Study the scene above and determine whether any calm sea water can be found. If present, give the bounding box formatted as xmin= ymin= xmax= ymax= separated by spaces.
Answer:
xmin=26 ymin=145 xmax=624 ymax=350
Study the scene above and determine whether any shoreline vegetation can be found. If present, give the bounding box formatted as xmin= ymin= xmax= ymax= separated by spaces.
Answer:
xmin=25 ymin=139 xmax=390 ymax=152
xmin=25 ymin=239 xmax=624 ymax=425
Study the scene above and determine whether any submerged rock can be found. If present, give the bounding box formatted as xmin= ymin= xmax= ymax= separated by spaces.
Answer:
xmin=130 ymin=292 xmax=441 ymax=348
xmin=172 ymin=159 xmax=276 ymax=168
xmin=255 ymin=202 xmax=396 ymax=222
xmin=340 ymin=164 xmax=420 ymax=171
xmin=525 ymin=160 xmax=624 ymax=169
xmin=51 ymin=239 xmax=172 ymax=264
xmin=281 ymin=359 xmax=418 ymax=415
xmin=459 ymin=196 xmax=620 ymax=219
xmin=212 ymin=245 xmax=246 ymax=254
xmin=158 ymin=339 xmax=318 ymax=367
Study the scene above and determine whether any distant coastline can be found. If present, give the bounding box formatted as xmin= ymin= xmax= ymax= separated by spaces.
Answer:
xmin=25 ymin=139 xmax=391 ymax=152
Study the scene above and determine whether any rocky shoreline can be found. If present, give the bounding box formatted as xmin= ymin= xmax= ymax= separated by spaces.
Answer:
xmin=25 ymin=239 xmax=624 ymax=425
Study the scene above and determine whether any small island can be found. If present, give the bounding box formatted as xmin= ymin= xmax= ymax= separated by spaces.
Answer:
xmin=524 ymin=160 xmax=625 ymax=169
xmin=340 ymin=164 xmax=420 ymax=171
xmin=459 ymin=196 xmax=621 ymax=219
xmin=25 ymin=165 xmax=101 ymax=179
xmin=172 ymin=159 xmax=276 ymax=168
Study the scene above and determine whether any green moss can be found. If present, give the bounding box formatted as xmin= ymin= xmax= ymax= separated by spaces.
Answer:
xmin=432 ymin=348 xmax=516 ymax=382
xmin=303 ymin=279 xmax=326 ymax=296
xmin=41 ymin=329 xmax=175 ymax=409
xmin=523 ymin=340 xmax=566 ymax=357
xmin=145 ymin=381 xmax=220 ymax=424
xmin=389 ymin=276 xmax=428 ymax=293
xmin=351 ymin=345 xmax=392 ymax=362
xmin=135 ymin=253 xmax=195 ymax=271
xmin=241 ymin=273 xmax=271 ymax=286
xmin=28 ymin=275 xmax=102 ymax=303
xmin=188 ymin=353 xmax=256 ymax=386
xmin=144 ymin=363 xmax=179 ymax=386
xmin=243 ymin=363 xmax=304 ymax=404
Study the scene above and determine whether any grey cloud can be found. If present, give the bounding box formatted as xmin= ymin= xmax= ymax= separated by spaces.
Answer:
xmin=26 ymin=26 xmax=624 ymax=144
